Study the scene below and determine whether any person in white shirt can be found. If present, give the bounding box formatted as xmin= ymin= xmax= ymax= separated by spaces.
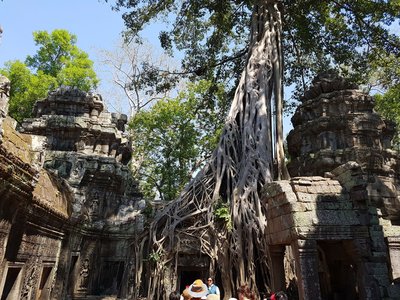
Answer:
xmin=206 ymin=277 xmax=220 ymax=296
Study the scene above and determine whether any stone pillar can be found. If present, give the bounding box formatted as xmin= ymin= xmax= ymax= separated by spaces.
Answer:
xmin=0 ymin=222 xmax=11 ymax=281
xmin=351 ymin=239 xmax=382 ymax=299
xmin=269 ymin=245 xmax=286 ymax=292
xmin=0 ymin=75 xmax=10 ymax=118
xmin=0 ymin=76 xmax=10 ymax=142
xmin=387 ymin=237 xmax=400 ymax=282
xmin=291 ymin=239 xmax=321 ymax=300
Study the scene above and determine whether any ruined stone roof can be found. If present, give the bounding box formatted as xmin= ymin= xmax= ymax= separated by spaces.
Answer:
xmin=32 ymin=169 xmax=71 ymax=219
xmin=262 ymin=175 xmax=369 ymax=245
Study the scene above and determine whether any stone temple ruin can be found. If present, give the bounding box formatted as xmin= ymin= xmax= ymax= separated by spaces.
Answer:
xmin=0 ymin=71 xmax=399 ymax=299
xmin=0 ymin=76 xmax=145 ymax=300
xmin=264 ymin=72 xmax=400 ymax=299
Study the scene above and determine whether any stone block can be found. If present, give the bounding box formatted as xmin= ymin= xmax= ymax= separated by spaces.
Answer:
xmin=293 ymin=178 xmax=312 ymax=186
xmin=262 ymin=181 xmax=293 ymax=198
xmin=311 ymin=210 xmax=360 ymax=225
xmin=294 ymin=184 xmax=308 ymax=193
xmin=314 ymin=201 xmax=352 ymax=210
xmin=296 ymin=192 xmax=318 ymax=202
xmin=290 ymin=202 xmax=308 ymax=212
xmin=268 ymin=203 xmax=292 ymax=219
xmin=292 ymin=211 xmax=315 ymax=226
xmin=303 ymin=202 xmax=315 ymax=211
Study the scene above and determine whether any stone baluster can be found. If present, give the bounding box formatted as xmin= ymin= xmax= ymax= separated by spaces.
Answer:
xmin=291 ymin=239 xmax=321 ymax=300
xmin=269 ymin=245 xmax=286 ymax=292
xmin=387 ymin=237 xmax=400 ymax=283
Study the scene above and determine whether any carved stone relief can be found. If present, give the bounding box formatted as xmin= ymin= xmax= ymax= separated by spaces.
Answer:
xmin=78 ymin=258 xmax=90 ymax=290
xmin=20 ymin=257 xmax=40 ymax=300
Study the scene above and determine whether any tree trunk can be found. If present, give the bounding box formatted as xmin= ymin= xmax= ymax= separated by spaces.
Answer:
xmin=144 ymin=0 xmax=287 ymax=298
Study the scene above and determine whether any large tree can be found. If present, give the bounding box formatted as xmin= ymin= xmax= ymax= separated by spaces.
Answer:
xmin=130 ymin=80 xmax=226 ymax=202
xmin=372 ymin=53 xmax=400 ymax=148
xmin=1 ymin=29 xmax=99 ymax=122
xmin=99 ymin=39 xmax=181 ymax=117
xmin=109 ymin=0 xmax=400 ymax=298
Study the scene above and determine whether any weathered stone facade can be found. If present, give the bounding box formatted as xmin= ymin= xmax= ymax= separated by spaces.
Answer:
xmin=0 ymin=78 xmax=145 ymax=300
xmin=263 ymin=72 xmax=400 ymax=299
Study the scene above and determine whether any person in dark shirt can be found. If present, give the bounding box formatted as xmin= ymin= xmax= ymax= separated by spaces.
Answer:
xmin=169 ymin=291 xmax=181 ymax=300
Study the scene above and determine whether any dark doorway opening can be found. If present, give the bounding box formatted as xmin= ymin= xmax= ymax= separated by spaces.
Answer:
xmin=36 ymin=266 xmax=53 ymax=300
xmin=67 ymin=255 xmax=78 ymax=295
xmin=178 ymin=268 xmax=206 ymax=293
xmin=318 ymin=241 xmax=359 ymax=300
xmin=97 ymin=261 xmax=125 ymax=295
xmin=1 ymin=266 xmax=22 ymax=300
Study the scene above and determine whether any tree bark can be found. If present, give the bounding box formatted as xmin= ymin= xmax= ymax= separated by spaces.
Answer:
xmin=143 ymin=1 xmax=287 ymax=298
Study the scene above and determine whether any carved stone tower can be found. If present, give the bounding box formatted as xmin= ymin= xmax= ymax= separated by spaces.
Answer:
xmin=287 ymin=70 xmax=398 ymax=178
xmin=0 ymin=85 xmax=145 ymax=300
xmin=262 ymin=72 xmax=400 ymax=299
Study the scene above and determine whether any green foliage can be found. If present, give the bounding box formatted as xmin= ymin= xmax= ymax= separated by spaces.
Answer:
xmin=110 ymin=0 xmax=400 ymax=106
xmin=0 ymin=29 xmax=99 ymax=122
xmin=375 ymin=85 xmax=400 ymax=123
xmin=130 ymin=80 xmax=226 ymax=201
xmin=372 ymin=54 xmax=400 ymax=148
xmin=141 ymin=201 xmax=154 ymax=218
xmin=26 ymin=30 xmax=78 ymax=77
xmin=214 ymin=202 xmax=232 ymax=231
xmin=0 ymin=61 xmax=57 ymax=121
xmin=283 ymin=0 xmax=400 ymax=100
xmin=148 ymin=251 xmax=161 ymax=263
xmin=375 ymin=84 xmax=400 ymax=148
xmin=25 ymin=29 xmax=99 ymax=90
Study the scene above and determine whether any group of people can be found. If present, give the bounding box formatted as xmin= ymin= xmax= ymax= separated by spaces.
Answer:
xmin=169 ymin=278 xmax=287 ymax=300
xmin=169 ymin=277 xmax=220 ymax=300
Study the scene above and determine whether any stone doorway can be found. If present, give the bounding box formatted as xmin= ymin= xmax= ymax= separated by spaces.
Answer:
xmin=317 ymin=241 xmax=358 ymax=300
xmin=35 ymin=265 xmax=53 ymax=300
xmin=97 ymin=261 xmax=125 ymax=296
xmin=67 ymin=255 xmax=78 ymax=295
xmin=0 ymin=264 xmax=23 ymax=300
xmin=177 ymin=267 xmax=207 ymax=293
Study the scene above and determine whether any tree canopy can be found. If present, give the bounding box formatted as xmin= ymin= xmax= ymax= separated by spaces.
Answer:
xmin=0 ymin=29 xmax=99 ymax=122
xmin=110 ymin=0 xmax=400 ymax=103
xmin=99 ymin=39 xmax=181 ymax=116
xmin=374 ymin=60 xmax=400 ymax=147
xmin=130 ymin=79 xmax=226 ymax=201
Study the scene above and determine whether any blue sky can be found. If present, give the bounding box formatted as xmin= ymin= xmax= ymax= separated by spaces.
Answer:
xmin=0 ymin=1 xmax=159 ymax=98
xmin=0 ymin=1 xmax=128 ymax=99
xmin=0 ymin=0 xmax=167 ymax=113
xmin=0 ymin=0 xmax=295 ymax=133
xmin=0 ymin=1 xmax=128 ymax=63
xmin=0 ymin=1 xmax=123 ymax=51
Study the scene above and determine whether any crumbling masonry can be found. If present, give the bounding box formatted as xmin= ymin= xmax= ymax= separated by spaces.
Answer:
xmin=0 ymin=76 xmax=145 ymax=300
xmin=263 ymin=72 xmax=400 ymax=299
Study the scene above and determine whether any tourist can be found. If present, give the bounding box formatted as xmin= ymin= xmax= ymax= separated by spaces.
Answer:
xmin=187 ymin=279 xmax=208 ymax=300
xmin=182 ymin=288 xmax=191 ymax=300
xmin=206 ymin=277 xmax=220 ymax=296
xmin=270 ymin=291 xmax=288 ymax=300
xmin=170 ymin=291 xmax=181 ymax=300
xmin=237 ymin=285 xmax=256 ymax=300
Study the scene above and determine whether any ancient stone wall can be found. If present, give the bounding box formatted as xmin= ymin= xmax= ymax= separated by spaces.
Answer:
xmin=263 ymin=72 xmax=400 ymax=299
xmin=0 ymin=84 xmax=145 ymax=300
xmin=0 ymin=116 xmax=66 ymax=300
